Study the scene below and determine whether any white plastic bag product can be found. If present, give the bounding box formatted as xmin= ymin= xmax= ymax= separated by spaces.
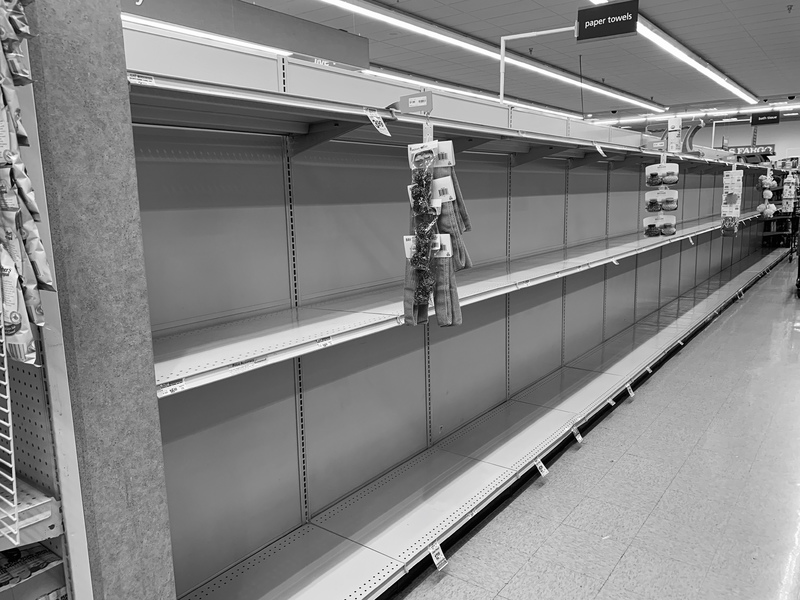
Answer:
xmin=0 ymin=243 xmax=35 ymax=363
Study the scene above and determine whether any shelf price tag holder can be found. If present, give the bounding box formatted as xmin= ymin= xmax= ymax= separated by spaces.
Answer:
xmin=571 ymin=426 xmax=583 ymax=443
xmin=626 ymin=383 xmax=635 ymax=398
xmin=534 ymin=457 xmax=549 ymax=476
xmin=429 ymin=541 xmax=448 ymax=571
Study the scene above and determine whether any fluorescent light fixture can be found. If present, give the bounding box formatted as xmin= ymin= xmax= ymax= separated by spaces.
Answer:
xmin=504 ymin=56 xmax=664 ymax=112
xmin=786 ymin=113 xmax=799 ymax=116
xmin=313 ymin=0 xmax=663 ymax=112
xmin=590 ymin=0 xmax=609 ymax=3
xmin=636 ymin=21 xmax=757 ymax=105
xmin=362 ymin=69 xmax=582 ymax=119
xmin=120 ymin=13 xmax=293 ymax=57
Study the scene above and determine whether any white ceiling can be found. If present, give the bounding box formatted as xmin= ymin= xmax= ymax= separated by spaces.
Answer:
xmin=252 ymin=0 xmax=800 ymax=117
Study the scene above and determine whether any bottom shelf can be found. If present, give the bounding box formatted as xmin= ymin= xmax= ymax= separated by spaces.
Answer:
xmin=184 ymin=248 xmax=787 ymax=600
xmin=0 ymin=543 xmax=62 ymax=595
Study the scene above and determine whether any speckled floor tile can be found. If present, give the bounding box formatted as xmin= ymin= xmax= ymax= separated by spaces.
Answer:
xmin=588 ymin=454 xmax=678 ymax=511
xmin=650 ymin=489 xmax=732 ymax=535
xmin=696 ymin=571 xmax=795 ymax=600
xmin=445 ymin=538 xmax=528 ymax=594
xmin=594 ymin=580 xmax=648 ymax=600
xmin=563 ymin=496 xmax=650 ymax=544
xmin=625 ymin=434 xmax=695 ymax=466
xmin=631 ymin=511 xmax=722 ymax=568
xmin=498 ymin=556 xmax=604 ymax=600
xmin=534 ymin=524 xmax=627 ymax=580
xmin=510 ymin=484 xmax=586 ymax=523
xmin=470 ymin=503 xmax=560 ymax=557
xmin=707 ymin=536 xmax=799 ymax=592
xmin=606 ymin=546 xmax=706 ymax=600
xmin=696 ymin=430 xmax=763 ymax=461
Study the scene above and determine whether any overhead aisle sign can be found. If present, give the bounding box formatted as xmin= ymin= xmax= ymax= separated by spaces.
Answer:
xmin=577 ymin=0 xmax=639 ymax=42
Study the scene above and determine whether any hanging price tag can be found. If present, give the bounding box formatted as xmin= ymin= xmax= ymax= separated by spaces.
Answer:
xmin=317 ymin=336 xmax=334 ymax=348
xmin=364 ymin=108 xmax=391 ymax=137
xmin=607 ymin=398 xmax=616 ymax=407
xmin=534 ymin=458 xmax=549 ymax=476
xmin=127 ymin=72 xmax=155 ymax=86
xmin=572 ymin=426 xmax=583 ymax=443
xmin=429 ymin=542 xmax=448 ymax=571
xmin=626 ymin=384 xmax=635 ymax=398
xmin=158 ymin=379 xmax=186 ymax=397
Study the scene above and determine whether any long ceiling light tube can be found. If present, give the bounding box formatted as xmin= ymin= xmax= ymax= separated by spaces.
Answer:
xmin=636 ymin=17 xmax=757 ymax=105
xmin=313 ymin=0 xmax=664 ymax=112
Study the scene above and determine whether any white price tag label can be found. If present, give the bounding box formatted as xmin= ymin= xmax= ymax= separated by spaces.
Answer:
xmin=572 ymin=426 xmax=583 ymax=444
xmin=229 ymin=357 xmax=267 ymax=376
xmin=434 ymin=234 xmax=452 ymax=259
xmin=607 ymin=398 xmax=616 ymax=407
xmin=364 ymin=108 xmax=391 ymax=137
xmin=626 ymin=384 xmax=635 ymax=398
xmin=429 ymin=542 xmax=448 ymax=571
xmin=534 ymin=458 xmax=549 ymax=476
xmin=317 ymin=336 xmax=334 ymax=348
xmin=127 ymin=72 xmax=155 ymax=86
xmin=158 ymin=379 xmax=186 ymax=397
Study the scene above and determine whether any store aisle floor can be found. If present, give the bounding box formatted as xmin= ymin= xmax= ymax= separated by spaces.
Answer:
xmin=389 ymin=258 xmax=800 ymax=600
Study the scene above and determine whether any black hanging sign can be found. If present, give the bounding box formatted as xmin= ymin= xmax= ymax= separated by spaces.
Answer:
xmin=750 ymin=112 xmax=780 ymax=126
xmin=577 ymin=0 xmax=639 ymax=42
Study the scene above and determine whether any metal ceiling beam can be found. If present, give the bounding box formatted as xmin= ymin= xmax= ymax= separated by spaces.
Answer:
xmin=288 ymin=120 xmax=365 ymax=157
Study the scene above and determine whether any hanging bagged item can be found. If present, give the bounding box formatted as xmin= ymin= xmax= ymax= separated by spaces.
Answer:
xmin=4 ymin=1 xmax=31 ymax=40
xmin=0 ymin=49 xmax=26 ymax=145
xmin=0 ymin=243 xmax=35 ymax=363
xmin=0 ymin=7 xmax=18 ymax=55
xmin=3 ymin=106 xmax=39 ymax=220
xmin=17 ymin=203 xmax=52 ymax=291
xmin=17 ymin=237 xmax=41 ymax=325
xmin=403 ymin=142 xmax=439 ymax=325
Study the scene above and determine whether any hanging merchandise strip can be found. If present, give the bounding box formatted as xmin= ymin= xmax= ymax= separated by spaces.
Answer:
xmin=721 ymin=165 xmax=744 ymax=237
xmin=0 ymin=0 xmax=53 ymax=368
xmin=403 ymin=135 xmax=472 ymax=327
xmin=643 ymin=154 xmax=679 ymax=238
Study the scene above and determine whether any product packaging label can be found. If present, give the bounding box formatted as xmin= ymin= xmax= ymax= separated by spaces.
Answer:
xmin=434 ymin=234 xmax=452 ymax=258
xmin=408 ymin=141 xmax=439 ymax=169
xmin=431 ymin=175 xmax=455 ymax=204
xmin=434 ymin=140 xmax=456 ymax=167
xmin=721 ymin=170 xmax=744 ymax=218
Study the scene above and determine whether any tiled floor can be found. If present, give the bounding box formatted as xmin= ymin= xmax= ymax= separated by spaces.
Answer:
xmin=390 ymin=258 xmax=800 ymax=600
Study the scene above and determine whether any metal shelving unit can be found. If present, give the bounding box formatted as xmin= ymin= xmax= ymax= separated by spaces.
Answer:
xmin=154 ymin=212 xmax=760 ymax=397
xmin=184 ymin=247 xmax=785 ymax=600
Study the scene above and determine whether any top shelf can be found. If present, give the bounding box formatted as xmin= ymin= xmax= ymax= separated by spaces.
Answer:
xmin=122 ymin=15 xmax=759 ymax=169
xmin=153 ymin=213 xmax=760 ymax=397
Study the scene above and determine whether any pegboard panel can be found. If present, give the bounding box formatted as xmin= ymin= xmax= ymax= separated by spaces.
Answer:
xmin=9 ymin=362 xmax=58 ymax=498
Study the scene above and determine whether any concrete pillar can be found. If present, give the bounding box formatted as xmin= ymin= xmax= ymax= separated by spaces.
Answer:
xmin=27 ymin=2 xmax=176 ymax=598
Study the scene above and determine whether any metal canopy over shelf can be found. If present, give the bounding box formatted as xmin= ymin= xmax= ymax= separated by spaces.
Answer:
xmin=127 ymin=73 xmax=761 ymax=171
xmin=152 ymin=214 xmax=761 ymax=395
xmin=183 ymin=247 xmax=786 ymax=600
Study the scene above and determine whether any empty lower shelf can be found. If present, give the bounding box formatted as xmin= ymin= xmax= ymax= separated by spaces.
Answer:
xmin=182 ymin=247 xmax=785 ymax=600
xmin=154 ymin=213 xmax=760 ymax=396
